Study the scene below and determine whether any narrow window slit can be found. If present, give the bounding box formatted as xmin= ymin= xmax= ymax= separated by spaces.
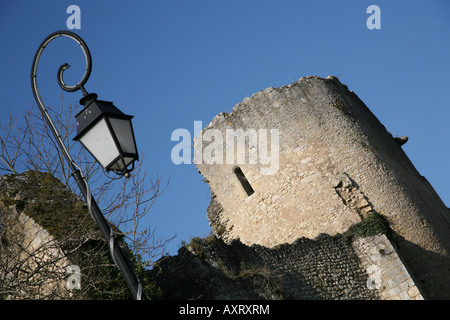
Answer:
xmin=233 ymin=166 xmax=254 ymax=197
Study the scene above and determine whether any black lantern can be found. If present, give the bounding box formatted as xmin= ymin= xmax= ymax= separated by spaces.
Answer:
xmin=73 ymin=93 xmax=139 ymax=177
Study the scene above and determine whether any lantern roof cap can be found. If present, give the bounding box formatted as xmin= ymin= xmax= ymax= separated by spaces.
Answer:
xmin=73 ymin=96 xmax=133 ymax=142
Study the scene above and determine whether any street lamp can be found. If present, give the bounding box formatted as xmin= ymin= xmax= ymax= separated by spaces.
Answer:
xmin=31 ymin=30 xmax=144 ymax=299
xmin=74 ymin=95 xmax=139 ymax=177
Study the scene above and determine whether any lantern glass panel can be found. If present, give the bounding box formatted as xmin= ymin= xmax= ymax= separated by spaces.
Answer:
xmin=108 ymin=117 xmax=137 ymax=155
xmin=79 ymin=118 xmax=119 ymax=169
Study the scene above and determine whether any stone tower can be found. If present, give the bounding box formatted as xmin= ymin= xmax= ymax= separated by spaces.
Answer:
xmin=194 ymin=75 xmax=450 ymax=299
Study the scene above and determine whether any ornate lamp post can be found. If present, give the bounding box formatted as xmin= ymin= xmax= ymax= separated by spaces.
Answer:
xmin=31 ymin=30 xmax=144 ymax=299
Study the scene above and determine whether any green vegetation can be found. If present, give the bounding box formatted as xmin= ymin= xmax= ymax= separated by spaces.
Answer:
xmin=342 ymin=212 xmax=390 ymax=242
xmin=0 ymin=171 xmax=162 ymax=300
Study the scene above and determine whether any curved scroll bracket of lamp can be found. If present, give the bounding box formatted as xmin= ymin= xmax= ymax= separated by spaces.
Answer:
xmin=30 ymin=30 xmax=139 ymax=177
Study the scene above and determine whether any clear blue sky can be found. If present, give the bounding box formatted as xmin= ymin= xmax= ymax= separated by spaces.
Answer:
xmin=1 ymin=1 xmax=449 ymax=256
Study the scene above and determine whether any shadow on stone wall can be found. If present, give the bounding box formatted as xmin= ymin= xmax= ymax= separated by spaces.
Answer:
xmin=148 ymin=234 xmax=379 ymax=300
xmin=389 ymin=232 xmax=449 ymax=300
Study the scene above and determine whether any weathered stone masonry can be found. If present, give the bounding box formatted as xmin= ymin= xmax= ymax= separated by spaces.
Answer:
xmin=2 ymin=76 xmax=448 ymax=300
xmin=194 ymin=76 xmax=450 ymax=299
xmin=149 ymin=232 xmax=423 ymax=300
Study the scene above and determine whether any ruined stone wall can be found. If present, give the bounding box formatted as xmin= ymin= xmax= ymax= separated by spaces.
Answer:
xmin=149 ymin=232 xmax=423 ymax=300
xmin=0 ymin=171 xmax=135 ymax=300
xmin=194 ymin=76 xmax=450 ymax=299
xmin=1 ymin=207 xmax=71 ymax=299
xmin=352 ymin=234 xmax=423 ymax=300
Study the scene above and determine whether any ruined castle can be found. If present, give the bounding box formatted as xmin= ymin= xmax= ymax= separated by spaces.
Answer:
xmin=2 ymin=76 xmax=450 ymax=300
xmin=190 ymin=75 xmax=450 ymax=299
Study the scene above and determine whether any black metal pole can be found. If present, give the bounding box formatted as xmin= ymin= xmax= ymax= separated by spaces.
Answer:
xmin=31 ymin=30 xmax=145 ymax=300
xmin=71 ymin=169 xmax=145 ymax=300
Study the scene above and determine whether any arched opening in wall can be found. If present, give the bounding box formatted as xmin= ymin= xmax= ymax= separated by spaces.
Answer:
xmin=233 ymin=166 xmax=254 ymax=197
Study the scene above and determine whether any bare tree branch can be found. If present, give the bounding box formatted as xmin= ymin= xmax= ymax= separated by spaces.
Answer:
xmin=0 ymin=99 xmax=171 ymax=299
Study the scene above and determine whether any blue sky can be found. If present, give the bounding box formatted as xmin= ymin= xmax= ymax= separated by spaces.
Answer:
xmin=1 ymin=1 xmax=449 ymax=256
